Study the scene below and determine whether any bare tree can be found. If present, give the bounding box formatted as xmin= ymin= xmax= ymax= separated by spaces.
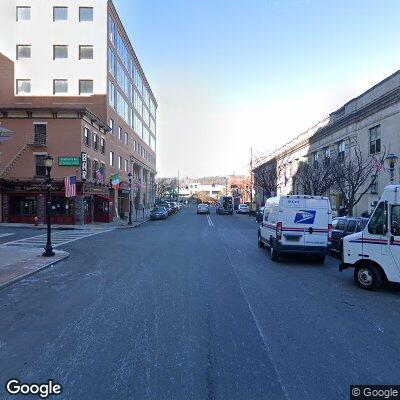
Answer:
xmin=331 ymin=145 xmax=385 ymax=216
xmin=254 ymin=159 xmax=282 ymax=200
xmin=294 ymin=160 xmax=334 ymax=196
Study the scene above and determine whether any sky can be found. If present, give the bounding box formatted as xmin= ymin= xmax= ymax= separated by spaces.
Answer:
xmin=113 ymin=0 xmax=400 ymax=178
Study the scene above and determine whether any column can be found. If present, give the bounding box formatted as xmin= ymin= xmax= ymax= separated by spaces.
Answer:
xmin=139 ymin=166 xmax=144 ymax=206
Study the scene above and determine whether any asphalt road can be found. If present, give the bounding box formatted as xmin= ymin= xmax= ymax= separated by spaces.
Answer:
xmin=1 ymin=207 xmax=400 ymax=400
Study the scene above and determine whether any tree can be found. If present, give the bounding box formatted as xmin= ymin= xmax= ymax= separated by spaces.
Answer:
xmin=330 ymin=145 xmax=385 ymax=216
xmin=294 ymin=159 xmax=334 ymax=196
xmin=254 ymin=159 xmax=280 ymax=200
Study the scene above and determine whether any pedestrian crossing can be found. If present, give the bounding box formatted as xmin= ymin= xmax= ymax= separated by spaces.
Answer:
xmin=1 ymin=228 xmax=114 ymax=249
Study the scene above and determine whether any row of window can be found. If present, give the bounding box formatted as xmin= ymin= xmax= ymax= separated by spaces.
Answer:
xmin=17 ymin=79 xmax=93 ymax=95
xmin=109 ymin=119 xmax=155 ymax=164
xmin=108 ymin=82 xmax=156 ymax=144
xmin=83 ymin=128 xmax=106 ymax=154
xmin=109 ymin=151 xmax=129 ymax=172
xmin=16 ymin=44 xmax=94 ymax=60
xmin=109 ymin=48 xmax=156 ymax=121
xmin=16 ymin=6 xmax=93 ymax=22
xmin=108 ymin=17 xmax=156 ymax=116
xmin=311 ymin=125 xmax=381 ymax=168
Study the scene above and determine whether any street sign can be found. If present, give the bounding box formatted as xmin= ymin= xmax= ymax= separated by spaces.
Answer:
xmin=81 ymin=152 xmax=88 ymax=180
xmin=58 ymin=156 xmax=80 ymax=166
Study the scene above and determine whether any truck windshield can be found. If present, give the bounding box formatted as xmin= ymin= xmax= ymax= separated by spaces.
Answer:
xmin=368 ymin=202 xmax=387 ymax=235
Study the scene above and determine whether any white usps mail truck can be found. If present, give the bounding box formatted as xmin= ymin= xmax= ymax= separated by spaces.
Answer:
xmin=258 ymin=195 xmax=332 ymax=263
xmin=340 ymin=185 xmax=400 ymax=290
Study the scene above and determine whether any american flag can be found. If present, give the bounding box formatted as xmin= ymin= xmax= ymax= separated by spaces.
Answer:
xmin=374 ymin=157 xmax=383 ymax=172
xmin=96 ymin=166 xmax=104 ymax=183
xmin=64 ymin=176 xmax=77 ymax=198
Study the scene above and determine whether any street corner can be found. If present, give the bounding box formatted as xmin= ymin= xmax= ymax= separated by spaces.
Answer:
xmin=0 ymin=246 xmax=70 ymax=290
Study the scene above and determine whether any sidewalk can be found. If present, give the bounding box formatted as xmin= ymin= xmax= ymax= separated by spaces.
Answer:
xmin=0 ymin=246 xmax=69 ymax=290
xmin=0 ymin=217 xmax=150 ymax=230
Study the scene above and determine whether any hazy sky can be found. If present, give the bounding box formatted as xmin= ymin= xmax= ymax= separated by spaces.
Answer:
xmin=114 ymin=0 xmax=400 ymax=178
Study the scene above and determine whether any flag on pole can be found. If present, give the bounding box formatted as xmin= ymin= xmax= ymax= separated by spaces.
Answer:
xmin=96 ymin=166 xmax=104 ymax=183
xmin=110 ymin=173 xmax=120 ymax=189
xmin=374 ymin=157 xmax=383 ymax=172
xmin=64 ymin=176 xmax=77 ymax=198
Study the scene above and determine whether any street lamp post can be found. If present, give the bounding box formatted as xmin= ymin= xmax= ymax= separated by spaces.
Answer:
xmin=385 ymin=153 xmax=398 ymax=184
xmin=43 ymin=155 xmax=55 ymax=257
xmin=128 ymin=172 xmax=133 ymax=225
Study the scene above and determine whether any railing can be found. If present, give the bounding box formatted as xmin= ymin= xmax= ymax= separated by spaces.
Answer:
xmin=27 ymin=132 xmax=47 ymax=146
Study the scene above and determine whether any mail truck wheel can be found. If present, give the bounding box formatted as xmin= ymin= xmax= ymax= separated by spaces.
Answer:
xmin=354 ymin=263 xmax=382 ymax=291
xmin=270 ymin=240 xmax=279 ymax=262
xmin=258 ymin=233 xmax=264 ymax=248
xmin=315 ymin=255 xmax=326 ymax=264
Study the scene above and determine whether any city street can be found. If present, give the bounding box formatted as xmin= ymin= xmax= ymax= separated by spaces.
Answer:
xmin=1 ymin=206 xmax=400 ymax=399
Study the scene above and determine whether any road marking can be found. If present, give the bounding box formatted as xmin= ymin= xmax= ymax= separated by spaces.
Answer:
xmin=0 ymin=233 xmax=15 ymax=238
xmin=207 ymin=214 xmax=214 ymax=227
xmin=2 ymin=228 xmax=114 ymax=249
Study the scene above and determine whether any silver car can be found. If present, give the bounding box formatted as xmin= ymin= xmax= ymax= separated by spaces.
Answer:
xmin=197 ymin=203 xmax=210 ymax=214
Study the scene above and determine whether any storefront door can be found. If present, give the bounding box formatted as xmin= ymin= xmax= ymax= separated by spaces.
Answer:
xmin=94 ymin=196 xmax=111 ymax=223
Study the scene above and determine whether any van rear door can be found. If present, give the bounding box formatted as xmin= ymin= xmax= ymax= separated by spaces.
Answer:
xmin=281 ymin=198 xmax=306 ymax=247
xmin=303 ymin=198 xmax=330 ymax=248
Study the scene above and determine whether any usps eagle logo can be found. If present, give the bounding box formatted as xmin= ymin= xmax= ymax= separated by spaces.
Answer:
xmin=294 ymin=210 xmax=316 ymax=224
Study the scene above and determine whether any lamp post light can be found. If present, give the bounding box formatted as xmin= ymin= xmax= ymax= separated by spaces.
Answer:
xmin=128 ymin=172 xmax=133 ymax=225
xmin=385 ymin=153 xmax=398 ymax=184
xmin=43 ymin=155 xmax=55 ymax=257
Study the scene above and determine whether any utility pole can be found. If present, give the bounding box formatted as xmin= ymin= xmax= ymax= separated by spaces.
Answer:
xmin=249 ymin=147 xmax=253 ymax=217
xmin=177 ymin=170 xmax=180 ymax=202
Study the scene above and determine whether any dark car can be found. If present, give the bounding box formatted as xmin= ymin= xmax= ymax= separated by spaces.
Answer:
xmin=256 ymin=206 xmax=264 ymax=223
xmin=330 ymin=217 xmax=369 ymax=257
xmin=150 ymin=207 xmax=168 ymax=220
xmin=168 ymin=202 xmax=178 ymax=213
xmin=158 ymin=202 xmax=173 ymax=216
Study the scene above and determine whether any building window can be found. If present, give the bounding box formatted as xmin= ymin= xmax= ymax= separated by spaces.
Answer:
xmin=108 ymin=48 xmax=116 ymax=76
xmin=109 ymin=151 xmax=114 ymax=166
xmin=124 ymin=132 xmax=128 ymax=145
xmin=338 ymin=140 xmax=345 ymax=162
xmin=79 ymin=45 xmax=93 ymax=60
xmin=35 ymin=155 xmax=46 ymax=176
xmin=92 ymin=160 xmax=98 ymax=180
xmin=109 ymin=118 xmax=114 ymax=134
xmin=79 ymin=80 xmax=93 ymax=95
xmin=16 ymin=45 xmax=31 ymax=59
xmin=369 ymin=125 xmax=381 ymax=154
xmin=108 ymin=81 xmax=115 ymax=108
xmin=53 ymin=45 xmax=68 ymax=59
xmin=53 ymin=79 xmax=68 ymax=94
xmin=313 ymin=152 xmax=319 ymax=168
xmin=118 ymin=126 xmax=122 ymax=141
xmin=100 ymin=137 xmax=105 ymax=154
xmin=16 ymin=6 xmax=31 ymax=21
xmin=324 ymin=147 xmax=331 ymax=165
xmin=124 ymin=159 xmax=128 ymax=172
xmin=53 ymin=6 xmax=68 ymax=21
xmin=83 ymin=127 xmax=90 ymax=146
xmin=16 ymin=79 xmax=31 ymax=94
xmin=370 ymin=175 xmax=378 ymax=194
xmin=93 ymin=133 xmax=99 ymax=151
xmin=34 ymin=124 xmax=47 ymax=145
xmin=108 ymin=15 xmax=116 ymax=44
xmin=118 ymin=156 xmax=122 ymax=169
xmin=79 ymin=7 xmax=93 ymax=22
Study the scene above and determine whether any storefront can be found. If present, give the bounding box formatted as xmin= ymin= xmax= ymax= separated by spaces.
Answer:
xmin=83 ymin=183 xmax=113 ymax=223
xmin=117 ymin=181 xmax=130 ymax=219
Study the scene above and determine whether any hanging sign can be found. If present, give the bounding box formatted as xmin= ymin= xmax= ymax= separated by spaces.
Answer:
xmin=81 ymin=152 xmax=88 ymax=181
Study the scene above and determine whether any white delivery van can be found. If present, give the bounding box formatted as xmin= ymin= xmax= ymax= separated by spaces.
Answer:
xmin=340 ymin=185 xmax=400 ymax=290
xmin=258 ymin=195 xmax=332 ymax=263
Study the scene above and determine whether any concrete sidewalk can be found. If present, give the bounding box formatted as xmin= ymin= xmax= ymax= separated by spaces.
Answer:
xmin=0 ymin=218 xmax=150 ymax=230
xmin=0 ymin=246 xmax=69 ymax=290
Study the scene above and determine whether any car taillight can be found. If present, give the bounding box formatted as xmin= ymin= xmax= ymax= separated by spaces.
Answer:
xmin=276 ymin=222 xmax=282 ymax=241
xmin=328 ymin=224 xmax=332 ymax=242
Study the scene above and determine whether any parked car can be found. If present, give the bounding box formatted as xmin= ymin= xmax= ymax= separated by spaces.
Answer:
xmin=150 ymin=207 xmax=168 ymax=220
xmin=258 ymin=195 xmax=332 ymax=263
xmin=340 ymin=185 xmax=400 ymax=291
xmin=197 ymin=203 xmax=210 ymax=214
xmin=330 ymin=217 xmax=368 ymax=257
xmin=168 ymin=202 xmax=178 ymax=213
xmin=159 ymin=202 xmax=173 ymax=216
xmin=236 ymin=204 xmax=250 ymax=214
xmin=173 ymin=201 xmax=181 ymax=211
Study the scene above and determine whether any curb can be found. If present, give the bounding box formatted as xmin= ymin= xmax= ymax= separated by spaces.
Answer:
xmin=0 ymin=251 xmax=70 ymax=291
xmin=117 ymin=218 xmax=150 ymax=229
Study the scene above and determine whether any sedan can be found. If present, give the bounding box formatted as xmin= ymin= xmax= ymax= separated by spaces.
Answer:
xmin=236 ymin=204 xmax=250 ymax=214
xmin=197 ymin=203 xmax=210 ymax=214
xmin=150 ymin=207 xmax=168 ymax=220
